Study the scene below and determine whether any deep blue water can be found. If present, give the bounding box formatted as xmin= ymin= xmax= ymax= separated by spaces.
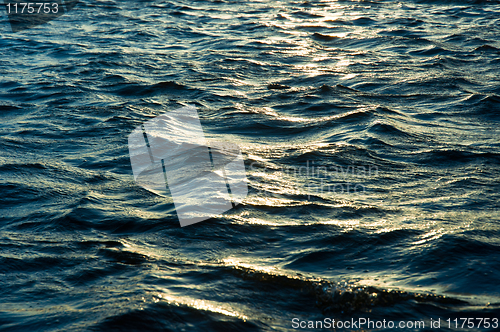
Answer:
xmin=1 ymin=0 xmax=500 ymax=331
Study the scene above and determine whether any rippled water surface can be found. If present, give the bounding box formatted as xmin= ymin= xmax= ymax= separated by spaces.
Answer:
xmin=1 ymin=0 xmax=500 ymax=331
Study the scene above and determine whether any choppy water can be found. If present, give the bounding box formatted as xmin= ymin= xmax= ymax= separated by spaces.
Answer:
xmin=1 ymin=0 xmax=500 ymax=331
